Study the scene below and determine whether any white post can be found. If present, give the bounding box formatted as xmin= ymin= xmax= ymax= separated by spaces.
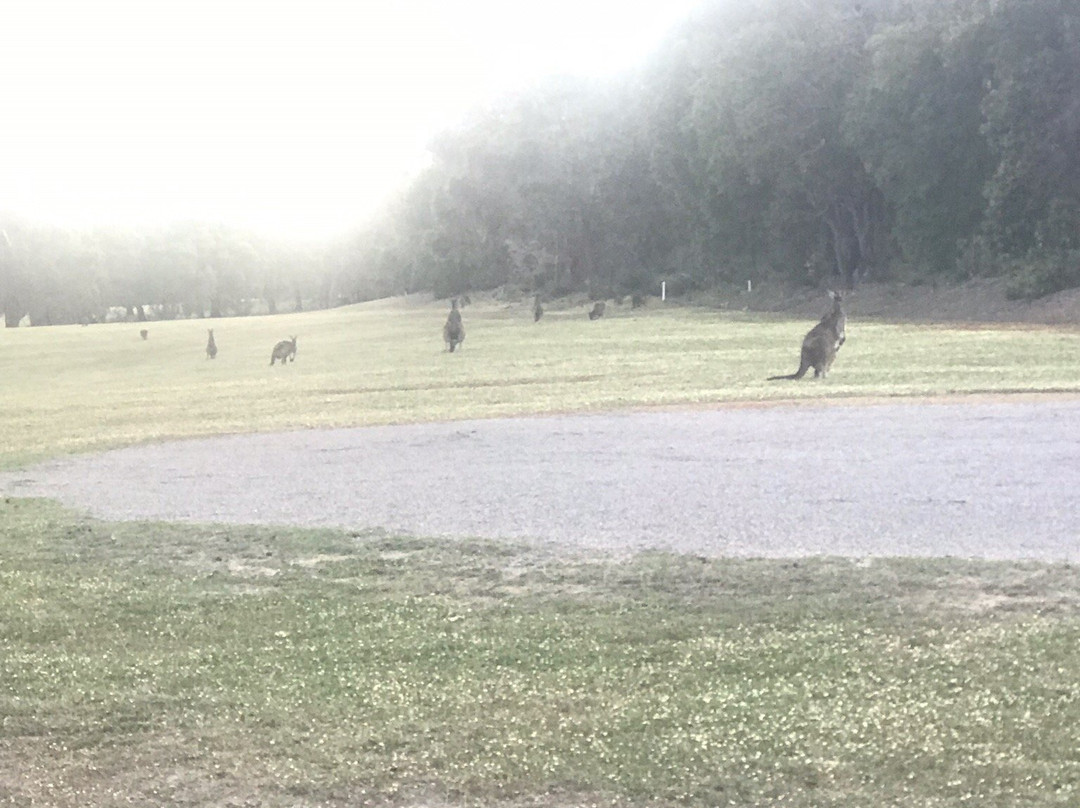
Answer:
xmin=747 ymin=279 xmax=752 ymax=293
xmin=661 ymin=280 xmax=666 ymax=302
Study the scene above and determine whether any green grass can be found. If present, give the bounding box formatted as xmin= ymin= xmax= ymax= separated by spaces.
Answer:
xmin=1 ymin=499 xmax=1077 ymax=807
xmin=3 ymin=299 xmax=1080 ymax=805
xmin=1 ymin=296 xmax=1078 ymax=468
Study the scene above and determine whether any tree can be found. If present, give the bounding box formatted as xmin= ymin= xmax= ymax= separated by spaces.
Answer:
xmin=0 ymin=215 xmax=32 ymax=327
xmin=689 ymin=0 xmax=890 ymax=287
xmin=844 ymin=12 xmax=994 ymax=275
xmin=980 ymin=0 xmax=1080 ymax=267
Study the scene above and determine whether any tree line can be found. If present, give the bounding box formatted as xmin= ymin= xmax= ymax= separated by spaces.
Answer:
xmin=4 ymin=0 xmax=1078 ymax=327
xmin=0 ymin=218 xmax=354 ymax=327
xmin=347 ymin=0 xmax=1080 ymax=303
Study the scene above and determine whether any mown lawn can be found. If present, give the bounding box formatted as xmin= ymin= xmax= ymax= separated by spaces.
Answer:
xmin=1 ymin=499 xmax=1077 ymax=807
xmin=1 ymin=295 xmax=1079 ymax=468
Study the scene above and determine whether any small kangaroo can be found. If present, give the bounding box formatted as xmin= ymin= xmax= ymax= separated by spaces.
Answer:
xmin=206 ymin=328 xmax=218 ymax=359
xmin=443 ymin=299 xmax=465 ymax=352
xmin=533 ymin=294 xmax=544 ymax=322
xmin=767 ymin=291 xmax=846 ymax=380
xmin=270 ymin=335 xmax=297 ymax=366
xmin=588 ymin=301 xmax=606 ymax=320
xmin=139 ymin=329 xmax=148 ymax=340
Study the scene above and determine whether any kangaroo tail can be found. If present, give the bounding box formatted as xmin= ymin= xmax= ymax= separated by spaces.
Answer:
xmin=767 ymin=361 xmax=810 ymax=381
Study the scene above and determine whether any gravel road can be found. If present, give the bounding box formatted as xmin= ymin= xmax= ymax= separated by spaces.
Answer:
xmin=3 ymin=398 xmax=1078 ymax=561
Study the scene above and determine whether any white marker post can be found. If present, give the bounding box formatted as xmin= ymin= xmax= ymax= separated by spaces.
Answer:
xmin=661 ymin=280 xmax=666 ymax=302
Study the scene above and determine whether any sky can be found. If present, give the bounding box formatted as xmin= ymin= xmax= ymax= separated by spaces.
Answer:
xmin=2 ymin=0 xmax=701 ymax=241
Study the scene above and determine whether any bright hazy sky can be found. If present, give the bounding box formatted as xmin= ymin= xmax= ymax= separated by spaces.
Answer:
xmin=3 ymin=0 xmax=700 ymax=240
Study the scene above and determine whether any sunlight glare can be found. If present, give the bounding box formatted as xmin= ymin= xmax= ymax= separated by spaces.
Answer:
xmin=2 ymin=0 xmax=700 ymax=239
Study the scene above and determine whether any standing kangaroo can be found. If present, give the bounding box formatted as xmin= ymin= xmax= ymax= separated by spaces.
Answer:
xmin=443 ymin=299 xmax=465 ymax=352
xmin=206 ymin=328 xmax=218 ymax=359
xmin=533 ymin=294 xmax=544 ymax=322
xmin=270 ymin=335 xmax=297 ymax=366
xmin=767 ymin=291 xmax=846 ymax=380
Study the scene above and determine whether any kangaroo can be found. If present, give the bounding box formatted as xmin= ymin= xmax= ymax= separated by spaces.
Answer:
xmin=767 ymin=291 xmax=846 ymax=380
xmin=270 ymin=335 xmax=297 ymax=366
xmin=533 ymin=294 xmax=544 ymax=322
xmin=206 ymin=328 xmax=218 ymax=359
xmin=139 ymin=329 xmax=148 ymax=340
xmin=443 ymin=299 xmax=465 ymax=352
xmin=588 ymin=301 xmax=606 ymax=320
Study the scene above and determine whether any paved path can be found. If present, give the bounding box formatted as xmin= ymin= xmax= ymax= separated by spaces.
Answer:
xmin=3 ymin=399 xmax=1078 ymax=560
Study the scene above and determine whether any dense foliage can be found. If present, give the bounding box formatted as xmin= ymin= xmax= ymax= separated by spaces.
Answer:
xmin=3 ymin=0 xmax=1078 ymax=326
xmin=349 ymin=0 xmax=1080 ymax=302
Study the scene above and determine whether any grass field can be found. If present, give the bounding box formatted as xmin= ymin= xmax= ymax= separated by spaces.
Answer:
xmin=2 ymin=499 xmax=1077 ymax=807
xmin=1 ymin=295 xmax=1079 ymax=469
xmin=2 ymin=297 xmax=1079 ymax=806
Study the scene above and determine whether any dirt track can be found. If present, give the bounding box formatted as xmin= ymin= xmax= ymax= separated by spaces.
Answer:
xmin=2 ymin=397 xmax=1078 ymax=561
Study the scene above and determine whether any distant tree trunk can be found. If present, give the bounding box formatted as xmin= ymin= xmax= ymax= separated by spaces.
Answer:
xmin=265 ymin=285 xmax=277 ymax=315
xmin=293 ymin=285 xmax=303 ymax=312
xmin=825 ymin=216 xmax=859 ymax=290
xmin=822 ymin=186 xmax=884 ymax=290
xmin=136 ymin=304 xmax=147 ymax=321
xmin=3 ymin=292 xmax=23 ymax=326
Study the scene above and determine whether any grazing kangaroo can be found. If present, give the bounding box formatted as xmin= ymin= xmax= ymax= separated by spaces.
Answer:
xmin=533 ymin=294 xmax=544 ymax=322
xmin=139 ymin=329 xmax=148 ymax=340
xmin=270 ymin=335 xmax=297 ymax=366
xmin=206 ymin=328 xmax=218 ymax=359
xmin=443 ymin=299 xmax=465 ymax=352
xmin=588 ymin=301 xmax=606 ymax=320
xmin=767 ymin=291 xmax=846 ymax=380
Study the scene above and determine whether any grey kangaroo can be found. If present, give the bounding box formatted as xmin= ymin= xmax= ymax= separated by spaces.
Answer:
xmin=588 ymin=301 xmax=606 ymax=320
xmin=767 ymin=291 xmax=846 ymax=380
xmin=206 ymin=328 xmax=218 ymax=359
xmin=533 ymin=294 xmax=544 ymax=322
xmin=270 ymin=335 xmax=297 ymax=365
xmin=444 ymin=299 xmax=465 ymax=352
